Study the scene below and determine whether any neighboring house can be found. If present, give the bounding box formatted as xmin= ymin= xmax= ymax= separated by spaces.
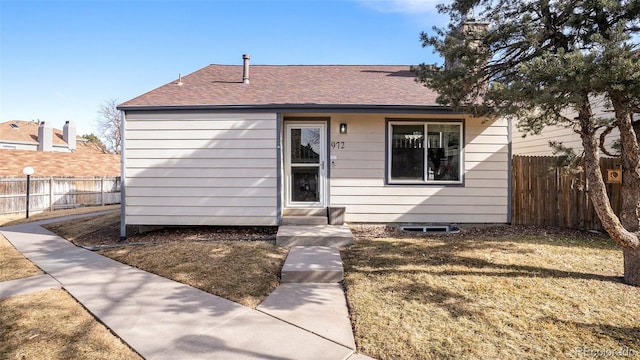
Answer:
xmin=0 ymin=149 xmax=120 ymax=177
xmin=512 ymin=98 xmax=621 ymax=157
xmin=0 ymin=120 xmax=83 ymax=152
xmin=118 ymin=56 xmax=511 ymax=227
xmin=0 ymin=120 xmax=120 ymax=177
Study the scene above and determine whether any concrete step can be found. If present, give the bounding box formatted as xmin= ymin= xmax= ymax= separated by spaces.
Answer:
xmin=280 ymin=246 xmax=344 ymax=283
xmin=283 ymin=208 xmax=327 ymax=217
xmin=276 ymin=225 xmax=354 ymax=247
xmin=281 ymin=216 xmax=328 ymax=226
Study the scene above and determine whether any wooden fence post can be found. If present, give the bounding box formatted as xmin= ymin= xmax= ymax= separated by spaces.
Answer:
xmin=49 ymin=177 xmax=54 ymax=211
xmin=101 ymin=177 xmax=105 ymax=206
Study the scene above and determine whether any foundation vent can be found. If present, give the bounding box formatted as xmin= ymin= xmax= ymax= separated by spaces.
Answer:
xmin=400 ymin=224 xmax=460 ymax=234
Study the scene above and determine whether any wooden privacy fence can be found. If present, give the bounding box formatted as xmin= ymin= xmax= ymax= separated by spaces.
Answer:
xmin=512 ymin=156 xmax=622 ymax=230
xmin=0 ymin=177 xmax=121 ymax=215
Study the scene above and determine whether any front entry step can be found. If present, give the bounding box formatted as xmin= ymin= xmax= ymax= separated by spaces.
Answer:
xmin=281 ymin=246 xmax=344 ymax=283
xmin=276 ymin=225 xmax=354 ymax=247
xmin=282 ymin=208 xmax=327 ymax=217
xmin=281 ymin=216 xmax=328 ymax=226
xmin=281 ymin=208 xmax=329 ymax=226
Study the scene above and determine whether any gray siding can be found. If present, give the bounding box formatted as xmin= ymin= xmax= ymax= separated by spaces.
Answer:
xmin=512 ymin=124 xmax=620 ymax=156
xmin=512 ymin=98 xmax=621 ymax=156
xmin=290 ymin=113 xmax=510 ymax=224
xmin=124 ymin=112 xmax=278 ymax=226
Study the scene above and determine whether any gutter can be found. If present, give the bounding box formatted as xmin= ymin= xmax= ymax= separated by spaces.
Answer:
xmin=116 ymin=103 xmax=464 ymax=115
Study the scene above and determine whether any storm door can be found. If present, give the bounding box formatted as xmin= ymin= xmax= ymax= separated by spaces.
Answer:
xmin=285 ymin=123 xmax=327 ymax=207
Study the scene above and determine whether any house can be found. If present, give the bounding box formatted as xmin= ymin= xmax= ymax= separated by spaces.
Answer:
xmin=1 ymin=120 xmax=83 ymax=152
xmin=117 ymin=55 xmax=511 ymax=228
xmin=512 ymin=98 xmax=621 ymax=157
xmin=0 ymin=120 xmax=120 ymax=177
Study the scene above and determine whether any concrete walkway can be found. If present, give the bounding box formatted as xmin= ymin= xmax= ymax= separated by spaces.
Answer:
xmin=0 ymin=217 xmax=369 ymax=360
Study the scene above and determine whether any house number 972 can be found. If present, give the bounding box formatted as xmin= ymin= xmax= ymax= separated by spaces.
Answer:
xmin=331 ymin=141 xmax=345 ymax=150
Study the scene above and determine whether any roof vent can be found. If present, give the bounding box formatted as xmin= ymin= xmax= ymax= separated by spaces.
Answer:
xmin=242 ymin=54 xmax=250 ymax=84
xmin=10 ymin=123 xmax=19 ymax=129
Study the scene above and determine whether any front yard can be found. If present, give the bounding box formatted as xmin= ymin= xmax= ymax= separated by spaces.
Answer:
xmin=0 ymin=233 xmax=141 ymax=360
xmin=2 ymin=209 xmax=639 ymax=359
xmin=343 ymin=226 xmax=640 ymax=359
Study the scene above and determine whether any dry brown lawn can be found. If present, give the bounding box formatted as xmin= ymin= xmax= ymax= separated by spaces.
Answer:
xmin=43 ymin=212 xmax=287 ymax=308
xmin=23 ymin=210 xmax=640 ymax=359
xmin=1 ymin=211 xmax=140 ymax=360
xmin=0 ymin=234 xmax=42 ymax=281
xmin=343 ymin=226 xmax=640 ymax=360
xmin=99 ymin=242 xmax=288 ymax=308
xmin=0 ymin=289 xmax=141 ymax=360
xmin=0 ymin=205 xmax=119 ymax=227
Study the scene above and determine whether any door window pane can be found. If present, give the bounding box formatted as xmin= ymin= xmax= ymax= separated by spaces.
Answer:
xmin=291 ymin=167 xmax=319 ymax=202
xmin=391 ymin=125 xmax=424 ymax=180
xmin=291 ymin=128 xmax=320 ymax=164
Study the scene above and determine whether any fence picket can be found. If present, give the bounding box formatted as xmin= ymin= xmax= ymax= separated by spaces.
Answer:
xmin=511 ymin=156 xmax=622 ymax=230
xmin=0 ymin=176 xmax=121 ymax=214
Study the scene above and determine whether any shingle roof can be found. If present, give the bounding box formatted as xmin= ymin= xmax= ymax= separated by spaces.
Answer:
xmin=0 ymin=120 xmax=83 ymax=146
xmin=0 ymin=149 xmax=120 ymax=177
xmin=119 ymin=65 xmax=440 ymax=109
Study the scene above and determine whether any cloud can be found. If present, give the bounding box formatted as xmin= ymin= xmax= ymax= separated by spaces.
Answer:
xmin=357 ymin=0 xmax=443 ymax=14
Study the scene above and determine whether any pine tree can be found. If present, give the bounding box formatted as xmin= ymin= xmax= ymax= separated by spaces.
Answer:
xmin=414 ymin=0 xmax=640 ymax=285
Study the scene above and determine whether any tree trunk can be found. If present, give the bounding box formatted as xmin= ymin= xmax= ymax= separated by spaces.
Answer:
xmin=624 ymin=247 xmax=640 ymax=286
xmin=614 ymin=104 xmax=640 ymax=232
xmin=620 ymin=153 xmax=640 ymax=231
xmin=579 ymin=102 xmax=640 ymax=286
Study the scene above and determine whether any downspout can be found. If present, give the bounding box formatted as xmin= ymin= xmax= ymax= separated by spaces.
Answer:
xmin=507 ymin=116 xmax=513 ymax=224
xmin=276 ymin=113 xmax=282 ymax=225
xmin=120 ymin=110 xmax=127 ymax=241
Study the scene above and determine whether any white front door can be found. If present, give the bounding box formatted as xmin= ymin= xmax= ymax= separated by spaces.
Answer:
xmin=285 ymin=122 xmax=327 ymax=207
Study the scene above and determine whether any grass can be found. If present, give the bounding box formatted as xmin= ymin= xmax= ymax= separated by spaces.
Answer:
xmin=11 ymin=209 xmax=640 ymax=359
xmin=1 ymin=209 xmax=287 ymax=358
xmin=0 ymin=211 xmax=140 ymax=360
xmin=0 ymin=234 xmax=42 ymax=281
xmin=0 ymin=289 xmax=142 ymax=360
xmin=342 ymin=227 xmax=640 ymax=360
xmin=42 ymin=212 xmax=288 ymax=308
xmin=0 ymin=205 xmax=119 ymax=227
xmin=98 ymin=242 xmax=288 ymax=308
xmin=42 ymin=211 xmax=122 ymax=245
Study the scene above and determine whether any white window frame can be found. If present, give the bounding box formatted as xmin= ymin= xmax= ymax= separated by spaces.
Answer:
xmin=387 ymin=120 xmax=464 ymax=185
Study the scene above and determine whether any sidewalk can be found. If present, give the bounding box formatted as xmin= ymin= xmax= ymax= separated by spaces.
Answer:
xmin=0 ymin=217 xmax=364 ymax=360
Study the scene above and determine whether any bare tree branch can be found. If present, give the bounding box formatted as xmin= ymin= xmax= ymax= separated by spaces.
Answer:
xmin=96 ymin=98 xmax=121 ymax=154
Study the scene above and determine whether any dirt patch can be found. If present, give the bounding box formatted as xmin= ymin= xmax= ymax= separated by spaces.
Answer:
xmin=43 ymin=212 xmax=278 ymax=247
xmin=349 ymin=223 xmax=613 ymax=248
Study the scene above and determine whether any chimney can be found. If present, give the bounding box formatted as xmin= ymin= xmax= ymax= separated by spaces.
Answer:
xmin=444 ymin=18 xmax=489 ymax=70
xmin=63 ymin=120 xmax=77 ymax=150
xmin=242 ymin=54 xmax=250 ymax=84
xmin=37 ymin=121 xmax=53 ymax=151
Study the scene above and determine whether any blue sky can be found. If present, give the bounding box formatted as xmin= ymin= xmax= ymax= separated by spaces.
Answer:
xmin=1 ymin=0 xmax=447 ymax=135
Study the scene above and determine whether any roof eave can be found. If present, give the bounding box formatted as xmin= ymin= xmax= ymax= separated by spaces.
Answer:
xmin=117 ymin=103 xmax=461 ymax=114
